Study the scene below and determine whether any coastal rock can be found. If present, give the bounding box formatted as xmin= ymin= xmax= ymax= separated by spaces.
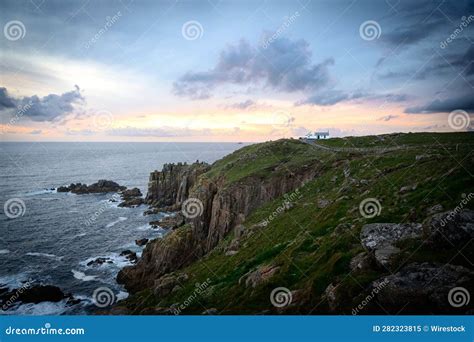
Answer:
xmin=135 ymin=238 xmax=149 ymax=246
xmin=57 ymin=180 xmax=126 ymax=194
xmin=87 ymin=257 xmax=113 ymax=267
xmin=153 ymin=273 xmax=189 ymax=297
xmin=118 ymin=188 xmax=144 ymax=208
xmin=424 ymin=209 xmax=474 ymax=248
xmin=1 ymin=285 xmax=67 ymax=305
xmin=150 ymin=213 xmax=185 ymax=230
xmin=360 ymin=223 xmax=422 ymax=267
xmin=118 ymin=227 xmax=196 ymax=292
xmin=362 ymin=262 xmax=474 ymax=314
xmin=146 ymin=162 xmax=210 ymax=209
xmin=120 ymin=250 xmax=138 ymax=264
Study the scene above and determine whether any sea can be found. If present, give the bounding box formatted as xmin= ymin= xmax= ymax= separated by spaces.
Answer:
xmin=0 ymin=142 xmax=244 ymax=315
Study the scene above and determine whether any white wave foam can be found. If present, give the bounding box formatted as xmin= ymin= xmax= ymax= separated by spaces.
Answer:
xmin=0 ymin=273 xmax=31 ymax=290
xmin=81 ymin=252 xmax=133 ymax=270
xmin=3 ymin=300 xmax=68 ymax=316
xmin=23 ymin=188 xmax=57 ymax=196
xmin=105 ymin=216 xmax=127 ymax=228
xmin=26 ymin=252 xmax=63 ymax=261
xmin=72 ymin=270 xmax=98 ymax=282
xmin=0 ymin=249 xmax=10 ymax=254
xmin=136 ymin=224 xmax=151 ymax=231
xmin=116 ymin=291 xmax=129 ymax=302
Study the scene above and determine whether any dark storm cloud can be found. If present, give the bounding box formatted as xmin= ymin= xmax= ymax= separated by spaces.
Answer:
xmin=0 ymin=87 xmax=17 ymax=109
xmin=0 ymin=85 xmax=85 ymax=122
xmin=383 ymin=20 xmax=445 ymax=46
xmin=173 ymin=36 xmax=335 ymax=100
xmin=405 ymin=93 xmax=474 ymax=113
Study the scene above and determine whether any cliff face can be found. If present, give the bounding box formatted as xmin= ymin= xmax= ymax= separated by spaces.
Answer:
xmin=118 ymin=142 xmax=324 ymax=293
xmin=145 ymin=162 xmax=210 ymax=210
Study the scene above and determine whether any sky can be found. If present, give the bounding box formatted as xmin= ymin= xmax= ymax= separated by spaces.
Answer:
xmin=0 ymin=0 xmax=473 ymax=142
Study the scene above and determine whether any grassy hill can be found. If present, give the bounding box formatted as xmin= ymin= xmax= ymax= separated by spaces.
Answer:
xmin=117 ymin=132 xmax=474 ymax=314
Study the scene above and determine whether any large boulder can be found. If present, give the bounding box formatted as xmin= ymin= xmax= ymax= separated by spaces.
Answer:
xmin=424 ymin=209 xmax=474 ymax=248
xmin=362 ymin=262 xmax=474 ymax=314
xmin=360 ymin=223 xmax=422 ymax=267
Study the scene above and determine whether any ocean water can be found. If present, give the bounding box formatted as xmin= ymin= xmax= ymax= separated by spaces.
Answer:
xmin=0 ymin=142 xmax=244 ymax=315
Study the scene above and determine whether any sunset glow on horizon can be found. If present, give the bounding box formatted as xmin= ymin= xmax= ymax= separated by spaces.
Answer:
xmin=1 ymin=0 xmax=472 ymax=142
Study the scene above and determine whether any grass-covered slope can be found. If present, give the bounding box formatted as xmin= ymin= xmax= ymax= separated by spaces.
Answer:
xmin=120 ymin=132 xmax=474 ymax=314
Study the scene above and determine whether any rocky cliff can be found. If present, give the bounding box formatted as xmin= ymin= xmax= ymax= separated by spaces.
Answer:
xmin=145 ymin=162 xmax=210 ymax=210
xmin=118 ymin=140 xmax=325 ymax=292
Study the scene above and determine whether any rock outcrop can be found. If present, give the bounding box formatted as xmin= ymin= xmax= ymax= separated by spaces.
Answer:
xmin=145 ymin=162 xmax=210 ymax=210
xmin=118 ymin=188 xmax=144 ymax=208
xmin=57 ymin=180 xmax=126 ymax=194
xmin=0 ymin=284 xmax=71 ymax=308
xmin=364 ymin=262 xmax=474 ymax=314
xmin=360 ymin=223 xmax=422 ymax=267
xmin=424 ymin=209 xmax=474 ymax=248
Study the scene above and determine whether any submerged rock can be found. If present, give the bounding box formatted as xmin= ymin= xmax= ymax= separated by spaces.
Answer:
xmin=87 ymin=257 xmax=113 ymax=267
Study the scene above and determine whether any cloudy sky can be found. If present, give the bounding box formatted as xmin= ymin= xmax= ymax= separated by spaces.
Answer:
xmin=0 ymin=0 xmax=473 ymax=141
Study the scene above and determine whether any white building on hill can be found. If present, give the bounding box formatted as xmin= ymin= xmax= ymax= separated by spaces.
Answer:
xmin=303 ymin=131 xmax=329 ymax=140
